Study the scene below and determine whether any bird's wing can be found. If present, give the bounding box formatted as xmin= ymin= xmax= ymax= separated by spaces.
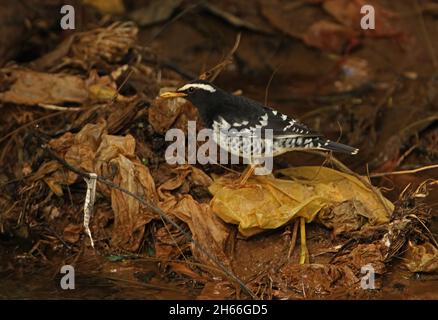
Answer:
xmin=261 ymin=107 xmax=323 ymax=138
xmin=215 ymin=106 xmax=322 ymax=138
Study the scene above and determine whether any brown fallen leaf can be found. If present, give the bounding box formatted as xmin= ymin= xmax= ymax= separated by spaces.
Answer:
xmin=323 ymin=0 xmax=364 ymax=29
xmin=275 ymin=263 xmax=360 ymax=298
xmin=38 ymin=120 xmax=159 ymax=251
xmin=129 ymin=0 xmax=183 ymax=27
xmin=149 ymin=93 xmax=198 ymax=134
xmin=148 ymin=95 xmax=185 ymax=134
xmin=157 ymin=165 xmax=212 ymax=200
xmin=318 ymin=200 xmax=371 ymax=236
xmin=260 ymin=0 xmax=324 ymax=39
xmin=109 ymin=155 xmax=158 ymax=251
xmin=333 ymin=243 xmax=386 ymax=275
xmin=160 ymin=195 xmax=231 ymax=268
xmin=405 ymin=241 xmax=438 ymax=273
xmin=63 ymin=224 xmax=83 ymax=243
xmin=32 ymin=22 xmax=137 ymax=71
xmin=303 ymin=20 xmax=359 ymax=53
xmin=0 ymin=69 xmax=88 ymax=105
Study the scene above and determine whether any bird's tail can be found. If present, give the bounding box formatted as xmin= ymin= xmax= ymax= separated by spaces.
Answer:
xmin=318 ymin=139 xmax=359 ymax=155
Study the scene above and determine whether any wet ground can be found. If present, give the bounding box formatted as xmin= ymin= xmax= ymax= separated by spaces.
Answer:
xmin=1 ymin=0 xmax=437 ymax=299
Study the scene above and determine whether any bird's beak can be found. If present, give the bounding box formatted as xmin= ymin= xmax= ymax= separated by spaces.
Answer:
xmin=159 ymin=91 xmax=187 ymax=99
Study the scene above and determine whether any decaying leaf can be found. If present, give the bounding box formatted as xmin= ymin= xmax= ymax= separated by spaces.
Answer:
xmin=332 ymin=243 xmax=386 ymax=274
xmin=130 ymin=0 xmax=183 ymax=27
xmin=0 ymin=69 xmax=88 ymax=105
xmin=303 ymin=20 xmax=358 ymax=53
xmin=209 ymin=166 xmax=393 ymax=237
xmin=405 ymin=241 xmax=438 ymax=273
xmin=37 ymin=121 xmax=159 ymax=251
xmin=32 ymin=22 xmax=138 ymax=71
xmin=149 ymin=94 xmax=198 ymax=134
xmin=63 ymin=224 xmax=83 ymax=243
xmin=318 ymin=200 xmax=371 ymax=236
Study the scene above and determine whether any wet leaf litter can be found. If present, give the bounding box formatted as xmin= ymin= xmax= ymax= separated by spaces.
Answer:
xmin=0 ymin=0 xmax=437 ymax=300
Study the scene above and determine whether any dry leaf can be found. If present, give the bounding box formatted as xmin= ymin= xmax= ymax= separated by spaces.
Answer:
xmin=161 ymin=195 xmax=231 ymax=267
xmin=405 ymin=241 xmax=438 ymax=273
xmin=130 ymin=0 xmax=183 ymax=26
xmin=0 ymin=69 xmax=88 ymax=105
xmin=63 ymin=224 xmax=83 ymax=243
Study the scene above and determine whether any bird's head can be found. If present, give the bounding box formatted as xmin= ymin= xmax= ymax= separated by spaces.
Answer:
xmin=159 ymin=80 xmax=220 ymax=107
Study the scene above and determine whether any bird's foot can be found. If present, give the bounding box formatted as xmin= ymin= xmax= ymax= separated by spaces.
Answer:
xmin=299 ymin=217 xmax=309 ymax=264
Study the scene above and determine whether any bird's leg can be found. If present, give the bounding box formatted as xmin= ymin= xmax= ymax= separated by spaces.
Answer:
xmin=299 ymin=217 xmax=309 ymax=264
xmin=226 ymin=164 xmax=258 ymax=189
xmin=238 ymin=164 xmax=256 ymax=186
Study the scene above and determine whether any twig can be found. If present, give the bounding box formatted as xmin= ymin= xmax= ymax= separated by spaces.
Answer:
xmin=39 ymin=140 xmax=257 ymax=300
xmin=287 ymin=219 xmax=299 ymax=260
xmin=37 ymin=104 xmax=83 ymax=111
xmin=264 ymin=66 xmax=279 ymax=107
xmin=199 ymin=33 xmax=241 ymax=82
xmin=395 ymin=144 xmax=418 ymax=168
xmin=370 ymin=164 xmax=438 ymax=178
xmin=399 ymin=115 xmax=438 ymax=138
xmin=0 ymin=110 xmax=68 ymax=145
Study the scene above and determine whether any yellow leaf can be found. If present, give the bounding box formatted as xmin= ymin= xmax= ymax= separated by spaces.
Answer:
xmin=209 ymin=166 xmax=393 ymax=237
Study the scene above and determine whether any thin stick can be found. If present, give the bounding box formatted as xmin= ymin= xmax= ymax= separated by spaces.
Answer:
xmin=287 ymin=219 xmax=299 ymax=260
xmin=0 ymin=110 xmax=68 ymax=144
xmin=37 ymin=104 xmax=84 ymax=111
xmin=370 ymin=164 xmax=438 ymax=178
xmin=199 ymin=33 xmax=241 ymax=82
xmin=264 ymin=66 xmax=279 ymax=107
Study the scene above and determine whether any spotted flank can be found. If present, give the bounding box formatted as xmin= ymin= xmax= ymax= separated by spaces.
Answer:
xmin=273 ymin=136 xmax=359 ymax=156
xmin=211 ymin=108 xmax=359 ymax=159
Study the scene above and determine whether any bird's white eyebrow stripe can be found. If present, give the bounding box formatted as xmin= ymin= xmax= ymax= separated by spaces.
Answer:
xmin=178 ymin=83 xmax=216 ymax=92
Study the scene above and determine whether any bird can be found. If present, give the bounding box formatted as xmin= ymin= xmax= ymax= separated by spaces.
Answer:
xmin=160 ymin=79 xmax=359 ymax=185
xmin=160 ymin=79 xmax=359 ymax=264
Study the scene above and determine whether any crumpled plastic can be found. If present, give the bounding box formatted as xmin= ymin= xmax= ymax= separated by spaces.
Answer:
xmin=209 ymin=166 xmax=393 ymax=237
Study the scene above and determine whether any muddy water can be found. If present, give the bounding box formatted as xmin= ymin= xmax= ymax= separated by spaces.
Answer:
xmin=0 ymin=248 xmax=201 ymax=299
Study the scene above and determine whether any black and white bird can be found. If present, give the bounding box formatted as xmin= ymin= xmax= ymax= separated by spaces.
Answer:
xmin=160 ymin=80 xmax=358 ymax=183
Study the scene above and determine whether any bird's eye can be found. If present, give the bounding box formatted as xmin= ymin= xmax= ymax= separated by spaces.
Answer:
xmin=187 ymin=87 xmax=195 ymax=93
